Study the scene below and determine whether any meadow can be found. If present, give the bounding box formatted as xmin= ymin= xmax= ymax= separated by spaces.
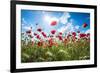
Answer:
xmin=21 ymin=30 xmax=90 ymax=63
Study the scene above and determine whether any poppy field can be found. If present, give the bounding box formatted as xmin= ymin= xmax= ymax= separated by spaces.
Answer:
xmin=21 ymin=10 xmax=90 ymax=63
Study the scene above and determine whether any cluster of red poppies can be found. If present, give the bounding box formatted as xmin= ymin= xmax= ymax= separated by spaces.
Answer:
xmin=24 ymin=22 xmax=89 ymax=47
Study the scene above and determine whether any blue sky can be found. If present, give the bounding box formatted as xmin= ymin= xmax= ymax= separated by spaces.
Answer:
xmin=21 ymin=10 xmax=90 ymax=36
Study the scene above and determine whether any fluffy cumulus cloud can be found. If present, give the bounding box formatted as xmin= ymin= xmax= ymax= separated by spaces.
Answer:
xmin=59 ymin=12 xmax=70 ymax=24
xmin=57 ymin=20 xmax=74 ymax=34
xmin=44 ymin=14 xmax=59 ymax=25
xmin=57 ymin=12 xmax=79 ymax=34
xmin=44 ymin=12 xmax=70 ymax=25
xmin=57 ymin=12 xmax=81 ymax=34
xmin=43 ymin=12 xmax=74 ymax=34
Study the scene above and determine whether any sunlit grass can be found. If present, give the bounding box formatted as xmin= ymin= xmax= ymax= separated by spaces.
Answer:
xmin=21 ymin=39 xmax=90 ymax=63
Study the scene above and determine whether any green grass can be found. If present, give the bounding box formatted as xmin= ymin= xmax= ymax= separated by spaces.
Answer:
xmin=21 ymin=39 xmax=90 ymax=63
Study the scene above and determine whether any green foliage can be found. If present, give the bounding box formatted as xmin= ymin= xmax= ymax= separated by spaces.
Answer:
xmin=21 ymin=39 xmax=90 ymax=63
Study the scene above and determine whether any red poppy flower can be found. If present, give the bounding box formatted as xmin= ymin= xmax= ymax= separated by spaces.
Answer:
xmin=79 ymin=33 xmax=86 ymax=38
xmin=83 ymin=23 xmax=88 ymax=28
xmin=51 ymin=30 xmax=56 ymax=34
xmin=34 ymin=33 xmax=37 ymax=36
xmin=37 ymin=41 xmax=43 ymax=47
xmin=37 ymin=28 xmax=42 ymax=32
xmin=51 ymin=21 xmax=57 ymax=26
xmin=48 ymin=38 xmax=52 ymax=43
xmin=36 ymin=35 xmax=41 ymax=39
xmin=48 ymin=38 xmax=53 ymax=47
xmin=41 ymin=32 xmax=47 ymax=38
xmin=87 ymin=33 xmax=90 ymax=37
xmin=58 ymin=35 xmax=63 ymax=40
xmin=59 ymin=32 xmax=62 ymax=35
xmin=72 ymin=32 xmax=76 ymax=37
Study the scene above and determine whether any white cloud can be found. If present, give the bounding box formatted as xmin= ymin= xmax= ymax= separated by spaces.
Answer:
xmin=59 ymin=12 xmax=70 ymax=24
xmin=44 ymin=15 xmax=59 ymax=25
xmin=85 ymin=29 xmax=90 ymax=34
xmin=23 ymin=26 xmax=31 ymax=30
xmin=57 ymin=26 xmax=65 ymax=33
xmin=43 ymin=14 xmax=59 ymax=33
xmin=44 ymin=15 xmax=51 ymax=22
xmin=57 ymin=20 xmax=74 ymax=34
xmin=22 ymin=18 xmax=27 ymax=24
xmin=22 ymin=18 xmax=28 ymax=26
xmin=43 ymin=12 xmax=71 ymax=33
xmin=74 ymin=25 xmax=80 ymax=30
xmin=44 ymin=12 xmax=70 ymax=25
xmin=43 ymin=12 xmax=76 ymax=35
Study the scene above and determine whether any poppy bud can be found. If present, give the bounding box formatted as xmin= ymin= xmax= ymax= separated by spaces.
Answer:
xmin=83 ymin=23 xmax=88 ymax=28
xmin=51 ymin=21 xmax=57 ymax=26
xmin=37 ymin=28 xmax=42 ymax=32
xmin=51 ymin=30 xmax=56 ymax=34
